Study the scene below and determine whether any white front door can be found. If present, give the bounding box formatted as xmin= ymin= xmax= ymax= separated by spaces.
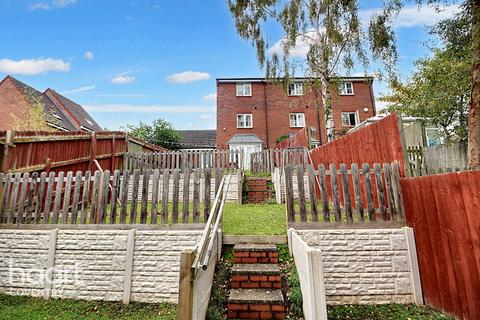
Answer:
xmin=230 ymin=143 xmax=262 ymax=170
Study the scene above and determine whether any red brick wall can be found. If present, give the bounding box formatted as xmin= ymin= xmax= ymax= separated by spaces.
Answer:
xmin=246 ymin=177 xmax=273 ymax=204
xmin=216 ymin=80 xmax=376 ymax=148
xmin=0 ymin=77 xmax=29 ymax=130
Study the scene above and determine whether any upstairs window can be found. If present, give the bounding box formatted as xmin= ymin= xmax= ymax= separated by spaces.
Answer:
xmin=236 ymin=83 xmax=252 ymax=96
xmin=339 ymin=82 xmax=354 ymax=95
xmin=342 ymin=112 xmax=359 ymax=126
xmin=237 ymin=114 xmax=253 ymax=128
xmin=289 ymin=113 xmax=305 ymax=127
xmin=288 ymin=83 xmax=303 ymax=96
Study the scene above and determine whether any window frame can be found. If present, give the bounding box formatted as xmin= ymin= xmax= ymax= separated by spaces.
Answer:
xmin=288 ymin=82 xmax=303 ymax=96
xmin=341 ymin=111 xmax=359 ymax=127
xmin=289 ymin=113 xmax=306 ymax=128
xmin=339 ymin=82 xmax=355 ymax=95
xmin=236 ymin=83 xmax=252 ymax=97
xmin=237 ymin=113 xmax=253 ymax=128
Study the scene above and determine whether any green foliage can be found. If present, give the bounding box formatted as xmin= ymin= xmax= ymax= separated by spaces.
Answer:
xmin=276 ymin=244 xmax=292 ymax=264
xmin=125 ymin=118 xmax=180 ymax=150
xmin=287 ymin=267 xmax=304 ymax=318
xmin=382 ymin=11 xmax=472 ymax=143
xmin=0 ymin=294 xmax=177 ymax=320
xmin=327 ymin=304 xmax=454 ymax=320
xmin=275 ymin=134 xmax=289 ymax=145
xmin=206 ymin=250 xmax=233 ymax=320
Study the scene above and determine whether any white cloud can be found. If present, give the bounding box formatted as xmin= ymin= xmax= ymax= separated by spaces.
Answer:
xmin=267 ymin=30 xmax=320 ymax=58
xmin=166 ymin=71 xmax=211 ymax=84
xmin=84 ymin=51 xmax=94 ymax=61
xmin=0 ymin=58 xmax=70 ymax=75
xmin=28 ymin=0 xmax=76 ymax=10
xmin=111 ymin=75 xmax=135 ymax=84
xmin=199 ymin=114 xmax=213 ymax=120
xmin=61 ymin=85 xmax=96 ymax=94
xmin=84 ymin=104 xmax=215 ymax=113
xmin=359 ymin=4 xmax=461 ymax=29
xmin=203 ymin=92 xmax=217 ymax=101
xmin=375 ymin=101 xmax=391 ymax=111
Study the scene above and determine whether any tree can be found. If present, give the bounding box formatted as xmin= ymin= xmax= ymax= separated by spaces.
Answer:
xmin=227 ymin=0 xmax=401 ymax=141
xmin=11 ymin=89 xmax=53 ymax=131
xmin=125 ymin=118 xmax=180 ymax=150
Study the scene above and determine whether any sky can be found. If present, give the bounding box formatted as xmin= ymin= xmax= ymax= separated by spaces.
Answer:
xmin=0 ymin=0 xmax=462 ymax=130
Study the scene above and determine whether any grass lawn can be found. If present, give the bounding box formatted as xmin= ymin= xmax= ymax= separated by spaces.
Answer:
xmin=222 ymin=203 xmax=286 ymax=235
xmin=0 ymin=294 xmax=177 ymax=320
xmin=327 ymin=304 xmax=453 ymax=320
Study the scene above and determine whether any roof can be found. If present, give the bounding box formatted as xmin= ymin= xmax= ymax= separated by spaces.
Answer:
xmin=8 ymin=76 xmax=76 ymax=131
xmin=217 ymin=76 xmax=374 ymax=83
xmin=177 ymin=130 xmax=216 ymax=149
xmin=227 ymin=134 xmax=262 ymax=144
xmin=45 ymin=89 xmax=103 ymax=131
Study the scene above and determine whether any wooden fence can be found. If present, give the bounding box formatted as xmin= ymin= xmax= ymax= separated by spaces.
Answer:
xmin=274 ymin=127 xmax=311 ymax=149
xmin=284 ymin=162 xmax=405 ymax=224
xmin=250 ymin=148 xmax=308 ymax=173
xmin=401 ymin=170 xmax=480 ymax=320
xmin=0 ymin=167 xmax=228 ymax=225
xmin=125 ymin=150 xmax=244 ymax=173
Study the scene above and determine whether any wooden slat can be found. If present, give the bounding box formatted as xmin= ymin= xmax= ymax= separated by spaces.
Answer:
xmin=340 ymin=164 xmax=353 ymax=223
xmin=363 ymin=163 xmax=375 ymax=221
xmin=374 ymin=163 xmax=387 ymax=220
xmin=329 ymin=164 xmax=341 ymax=222
xmin=25 ymin=172 xmax=37 ymax=223
xmin=34 ymin=172 xmax=46 ymax=224
xmin=43 ymin=172 xmax=56 ymax=224
xmin=351 ymin=163 xmax=364 ymax=221
xmin=391 ymin=162 xmax=405 ymax=219
xmin=284 ymin=165 xmax=295 ymax=222
xmin=80 ymin=171 xmax=91 ymax=224
xmin=383 ymin=163 xmax=397 ymax=220
xmin=215 ymin=167 xmax=222 ymax=194
xmin=150 ymin=169 xmax=160 ymax=224
xmin=296 ymin=165 xmax=307 ymax=222
xmin=109 ymin=170 xmax=120 ymax=224
xmin=52 ymin=171 xmax=65 ymax=224
xmin=318 ymin=164 xmax=330 ymax=222
xmin=119 ymin=170 xmax=129 ymax=224
xmin=204 ymin=167 xmax=211 ymax=220
xmin=16 ymin=173 xmax=29 ymax=225
xmin=307 ymin=165 xmax=318 ymax=222
xmin=71 ymin=171 xmax=82 ymax=224
xmin=99 ymin=170 xmax=110 ymax=223
xmin=182 ymin=166 xmax=191 ymax=223
xmin=129 ymin=169 xmax=140 ymax=224
xmin=161 ymin=169 xmax=170 ymax=224
xmin=193 ymin=169 xmax=200 ymax=223
xmin=140 ymin=169 xmax=150 ymax=224
xmin=90 ymin=171 xmax=101 ymax=224
xmin=61 ymin=171 xmax=73 ymax=224
xmin=172 ymin=169 xmax=180 ymax=223
xmin=0 ymin=173 xmax=12 ymax=223
xmin=7 ymin=173 xmax=21 ymax=224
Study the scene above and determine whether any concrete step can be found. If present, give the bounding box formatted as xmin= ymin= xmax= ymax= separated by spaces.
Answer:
xmin=231 ymin=264 xmax=281 ymax=289
xmin=233 ymin=243 xmax=278 ymax=264
xmin=228 ymin=288 xmax=285 ymax=319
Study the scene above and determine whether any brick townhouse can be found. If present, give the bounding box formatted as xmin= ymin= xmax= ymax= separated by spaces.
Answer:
xmin=216 ymin=77 xmax=376 ymax=159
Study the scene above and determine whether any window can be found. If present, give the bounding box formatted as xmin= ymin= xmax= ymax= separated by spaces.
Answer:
xmin=289 ymin=113 xmax=305 ymax=127
xmin=237 ymin=114 xmax=253 ymax=128
xmin=236 ymin=83 xmax=252 ymax=96
xmin=339 ymin=82 xmax=354 ymax=95
xmin=288 ymin=83 xmax=303 ymax=96
xmin=341 ymin=112 xmax=359 ymax=126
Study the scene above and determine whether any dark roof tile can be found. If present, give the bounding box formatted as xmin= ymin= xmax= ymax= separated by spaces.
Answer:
xmin=177 ymin=130 xmax=216 ymax=149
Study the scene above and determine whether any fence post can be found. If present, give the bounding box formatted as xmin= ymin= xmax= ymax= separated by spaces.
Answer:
xmin=178 ymin=249 xmax=196 ymax=320
xmin=123 ymin=229 xmax=136 ymax=304
xmin=0 ymin=130 xmax=14 ymax=173
xmin=44 ymin=228 xmax=58 ymax=300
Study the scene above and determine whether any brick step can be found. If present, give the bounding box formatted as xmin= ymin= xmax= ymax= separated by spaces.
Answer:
xmin=228 ymin=288 xmax=285 ymax=319
xmin=233 ymin=244 xmax=278 ymax=264
xmin=231 ymin=264 xmax=281 ymax=289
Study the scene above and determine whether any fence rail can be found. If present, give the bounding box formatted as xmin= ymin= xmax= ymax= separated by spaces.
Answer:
xmin=125 ymin=150 xmax=244 ymax=173
xmin=0 ymin=167 xmax=226 ymax=225
xmin=284 ymin=162 xmax=405 ymax=224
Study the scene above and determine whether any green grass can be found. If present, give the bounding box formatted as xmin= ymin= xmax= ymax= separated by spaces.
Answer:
xmin=222 ymin=203 xmax=286 ymax=235
xmin=327 ymin=304 xmax=454 ymax=320
xmin=0 ymin=294 xmax=177 ymax=320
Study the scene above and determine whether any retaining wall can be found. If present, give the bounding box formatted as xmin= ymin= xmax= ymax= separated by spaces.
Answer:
xmin=0 ymin=227 xmax=203 ymax=303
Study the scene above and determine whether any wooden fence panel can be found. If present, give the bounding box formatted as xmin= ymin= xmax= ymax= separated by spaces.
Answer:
xmin=401 ymin=171 xmax=480 ymax=320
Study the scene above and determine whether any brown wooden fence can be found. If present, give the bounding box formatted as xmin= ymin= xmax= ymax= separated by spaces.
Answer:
xmin=401 ymin=170 xmax=480 ymax=320
xmin=0 ymin=168 xmax=227 ymax=225
xmin=251 ymin=148 xmax=308 ymax=173
xmin=274 ymin=127 xmax=311 ymax=149
xmin=125 ymin=150 xmax=244 ymax=173
xmin=284 ymin=162 xmax=405 ymax=225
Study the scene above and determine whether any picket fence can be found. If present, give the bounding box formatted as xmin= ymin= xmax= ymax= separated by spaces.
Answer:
xmin=250 ymin=148 xmax=309 ymax=173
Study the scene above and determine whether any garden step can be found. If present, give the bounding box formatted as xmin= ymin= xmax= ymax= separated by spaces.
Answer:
xmin=231 ymin=264 xmax=281 ymax=289
xmin=233 ymin=244 xmax=278 ymax=264
xmin=227 ymin=288 xmax=285 ymax=319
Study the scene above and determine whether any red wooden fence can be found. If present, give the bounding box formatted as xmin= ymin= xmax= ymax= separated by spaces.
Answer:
xmin=309 ymin=114 xmax=408 ymax=176
xmin=401 ymin=171 xmax=480 ymax=320
xmin=275 ymin=127 xmax=310 ymax=149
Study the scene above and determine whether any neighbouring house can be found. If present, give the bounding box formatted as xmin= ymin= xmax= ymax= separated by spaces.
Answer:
xmin=216 ymin=77 xmax=376 ymax=158
xmin=177 ymin=129 xmax=216 ymax=150
xmin=0 ymin=75 xmax=102 ymax=132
